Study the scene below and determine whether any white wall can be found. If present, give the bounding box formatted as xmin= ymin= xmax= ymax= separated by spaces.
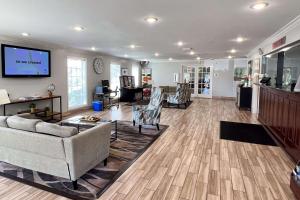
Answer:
xmin=0 ymin=36 xmax=137 ymax=115
xmin=150 ymin=60 xmax=198 ymax=87
xmin=211 ymin=59 xmax=235 ymax=97
xmin=150 ymin=58 xmax=247 ymax=98
xmin=248 ymin=16 xmax=300 ymax=59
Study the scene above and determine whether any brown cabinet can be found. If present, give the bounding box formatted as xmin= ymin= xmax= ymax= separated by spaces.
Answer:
xmin=258 ymin=85 xmax=300 ymax=162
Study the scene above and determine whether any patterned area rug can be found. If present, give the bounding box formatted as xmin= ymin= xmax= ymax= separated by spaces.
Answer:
xmin=0 ymin=121 xmax=168 ymax=200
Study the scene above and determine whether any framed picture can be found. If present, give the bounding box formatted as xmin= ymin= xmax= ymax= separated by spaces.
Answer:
xmin=121 ymin=68 xmax=128 ymax=75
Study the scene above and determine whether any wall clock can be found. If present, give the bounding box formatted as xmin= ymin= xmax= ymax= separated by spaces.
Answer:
xmin=93 ymin=57 xmax=104 ymax=74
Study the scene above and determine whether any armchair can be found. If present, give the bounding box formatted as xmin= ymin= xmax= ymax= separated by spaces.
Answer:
xmin=132 ymin=87 xmax=163 ymax=133
xmin=167 ymin=83 xmax=188 ymax=108
xmin=185 ymin=84 xmax=192 ymax=102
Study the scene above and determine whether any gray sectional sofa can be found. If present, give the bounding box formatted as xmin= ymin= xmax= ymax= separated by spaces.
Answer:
xmin=0 ymin=115 xmax=111 ymax=189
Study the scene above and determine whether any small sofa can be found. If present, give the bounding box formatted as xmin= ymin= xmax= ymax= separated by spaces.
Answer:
xmin=0 ymin=115 xmax=111 ymax=189
xmin=159 ymin=86 xmax=177 ymax=101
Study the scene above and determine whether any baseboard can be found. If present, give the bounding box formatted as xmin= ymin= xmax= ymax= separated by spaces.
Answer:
xmin=212 ymin=96 xmax=236 ymax=101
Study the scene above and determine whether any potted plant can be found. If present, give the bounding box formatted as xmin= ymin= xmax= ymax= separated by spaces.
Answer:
xmin=44 ymin=107 xmax=51 ymax=116
xmin=29 ymin=103 xmax=36 ymax=113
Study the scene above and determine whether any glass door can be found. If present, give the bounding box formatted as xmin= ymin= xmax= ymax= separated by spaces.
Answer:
xmin=182 ymin=65 xmax=196 ymax=96
xmin=197 ymin=64 xmax=212 ymax=98
xmin=182 ymin=64 xmax=212 ymax=98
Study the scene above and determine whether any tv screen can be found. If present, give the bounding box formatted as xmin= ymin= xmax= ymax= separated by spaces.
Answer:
xmin=1 ymin=44 xmax=51 ymax=77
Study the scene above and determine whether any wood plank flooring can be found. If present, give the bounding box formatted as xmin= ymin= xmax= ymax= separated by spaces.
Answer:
xmin=0 ymin=98 xmax=296 ymax=200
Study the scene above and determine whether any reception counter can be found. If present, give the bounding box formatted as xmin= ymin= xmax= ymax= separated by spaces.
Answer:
xmin=258 ymin=84 xmax=300 ymax=162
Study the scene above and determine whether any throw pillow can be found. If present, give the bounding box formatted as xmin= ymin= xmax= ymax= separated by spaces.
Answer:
xmin=36 ymin=122 xmax=78 ymax=138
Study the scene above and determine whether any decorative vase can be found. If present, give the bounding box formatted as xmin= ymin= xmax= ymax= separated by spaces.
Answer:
xmin=48 ymin=91 xmax=53 ymax=97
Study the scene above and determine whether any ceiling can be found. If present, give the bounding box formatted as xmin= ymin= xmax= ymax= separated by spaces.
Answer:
xmin=0 ymin=0 xmax=299 ymax=61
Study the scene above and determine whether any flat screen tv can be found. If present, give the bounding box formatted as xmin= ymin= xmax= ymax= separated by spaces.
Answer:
xmin=1 ymin=44 xmax=51 ymax=77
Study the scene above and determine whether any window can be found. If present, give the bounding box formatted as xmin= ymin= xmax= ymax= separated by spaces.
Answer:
xmin=67 ymin=57 xmax=87 ymax=109
xmin=132 ymin=64 xmax=139 ymax=86
xmin=110 ymin=63 xmax=121 ymax=91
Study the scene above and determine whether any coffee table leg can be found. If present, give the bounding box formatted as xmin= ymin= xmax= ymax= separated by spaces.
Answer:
xmin=111 ymin=120 xmax=117 ymax=141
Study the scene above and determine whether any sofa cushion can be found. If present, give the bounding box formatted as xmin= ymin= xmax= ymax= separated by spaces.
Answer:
xmin=0 ymin=116 xmax=8 ymax=127
xmin=7 ymin=116 xmax=41 ymax=132
xmin=36 ymin=122 xmax=78 ymax=138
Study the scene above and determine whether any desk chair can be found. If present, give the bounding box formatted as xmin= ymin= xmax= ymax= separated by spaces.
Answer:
xmin=105 ymin=86 xmax=120 ymax=109
xmin=93 ymin=86 xmax=119 ymax=109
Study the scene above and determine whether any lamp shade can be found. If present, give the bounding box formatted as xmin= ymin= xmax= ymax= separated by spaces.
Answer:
xmin=294 ymin=75 xmax=300 ymax=92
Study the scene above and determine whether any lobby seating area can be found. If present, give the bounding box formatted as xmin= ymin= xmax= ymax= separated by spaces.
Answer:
xmin=0 ymin=115 xmax=111 ymax=189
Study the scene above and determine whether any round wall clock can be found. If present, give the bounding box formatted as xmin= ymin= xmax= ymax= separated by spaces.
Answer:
xmin=93 ymin=57 xmax=104 ymax=74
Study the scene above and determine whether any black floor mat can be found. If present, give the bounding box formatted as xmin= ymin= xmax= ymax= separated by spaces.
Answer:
xmin=220 ymin=121 xmax=277 ymax=146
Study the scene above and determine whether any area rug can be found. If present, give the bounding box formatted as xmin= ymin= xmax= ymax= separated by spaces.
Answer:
xmin=0 ymin=121 xmax=168 ymax=200
xmin=220 ymin=121 xmax=277 ymax=146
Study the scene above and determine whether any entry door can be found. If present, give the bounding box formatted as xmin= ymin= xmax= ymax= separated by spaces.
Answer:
xmin=182 ymin=64 xmax=212 ymax=98
xmin=197 ymin=65 xmax=212 ymax=98
xmin=182 ymin=65 xmax=196 ymax=96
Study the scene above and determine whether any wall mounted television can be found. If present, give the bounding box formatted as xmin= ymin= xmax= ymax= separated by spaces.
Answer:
xmin=1 ymin=44 xmax=51 ymax=77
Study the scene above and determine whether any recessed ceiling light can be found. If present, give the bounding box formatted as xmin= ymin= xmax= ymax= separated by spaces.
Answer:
xmin=228 ymin=55 xmax=233 ymax=59
xmin=266 ymin=55 xmax=271 ymax=58
xmin=73 ymin=26 xmax=84 ymax=31
xmin=190 ymin=51 xmax=195 ymax=55
xmin=236 ymin=37 xmax=245 ymax=43
xmin=196 ymin=57 xmax=201 ymax=60
xmin=130 ymin=44 xmax=136 ymax=49
xmin=168 ymin=58 xmax=173 ymax=61
xmin=154 ymin=52 xmax=159 ymax=57
xmin=230 ymin=49 xmax=237 ymax=53
xmin=91 ymin=47 xmax=96 ymax=51
xmin=124 ymin=54 xmax=128 ymax=58
xmin=177 ymin=41 xmax=183 ymax=46
xmin=145 ymin=17 xmax=159 ymax=24
xmin=250 ymin=2 xmax=269 ymax=10
xmin=21 ymin=32 xmax=30 ymax=37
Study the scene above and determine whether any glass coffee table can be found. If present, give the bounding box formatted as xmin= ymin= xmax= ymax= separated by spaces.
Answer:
xmin=61 ymin=115 xmax=118 ymax=141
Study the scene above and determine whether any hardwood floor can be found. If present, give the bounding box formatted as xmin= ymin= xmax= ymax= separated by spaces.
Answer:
xmin=0 ymin=98 xmax=296 ymax=200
